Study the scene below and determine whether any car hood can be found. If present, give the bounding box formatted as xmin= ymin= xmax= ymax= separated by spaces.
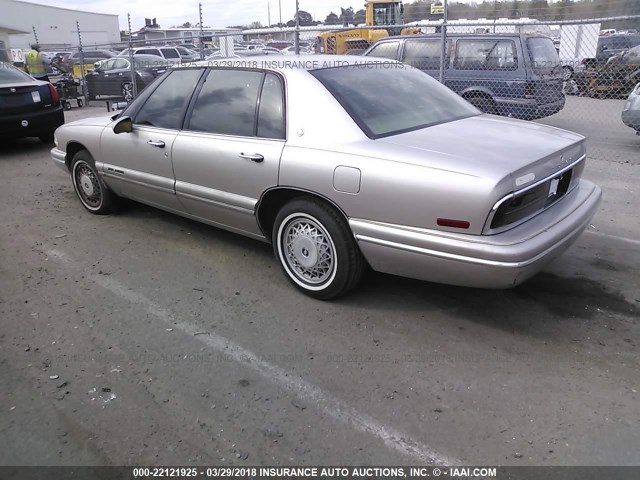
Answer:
xmin=377 ymin=114 xmax=585 ymax=191
xmin=61 ymin=115 xmax=115 ymax=128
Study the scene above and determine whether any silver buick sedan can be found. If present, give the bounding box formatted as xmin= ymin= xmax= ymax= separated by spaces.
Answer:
xmin=51 ymin=56 xmax=602 ymax=299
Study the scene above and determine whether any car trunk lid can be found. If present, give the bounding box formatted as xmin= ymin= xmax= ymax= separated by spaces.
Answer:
xmin=0 ymin=82 xmax=55 ymax=114
xmin=377 ymin=114 xmax=585 ymax=192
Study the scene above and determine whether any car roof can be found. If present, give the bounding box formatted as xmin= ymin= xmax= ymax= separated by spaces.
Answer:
xmin=181 ymin=55 xmax=399 ymax=72
xmin=382 ymin=32 xmax=548 ymax=41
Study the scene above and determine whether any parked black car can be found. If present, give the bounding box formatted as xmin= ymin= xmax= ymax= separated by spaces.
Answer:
xmin=85 ymin=55 xmax=171 ymax=101
xmin=0 ymin=61 xmax=64 ymax=142
xmin=58 ymin=49 xmax=116 ymax=73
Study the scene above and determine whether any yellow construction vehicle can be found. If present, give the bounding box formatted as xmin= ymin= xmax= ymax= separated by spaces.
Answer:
xmin=318 ymin=0 xmax=419 ymax=54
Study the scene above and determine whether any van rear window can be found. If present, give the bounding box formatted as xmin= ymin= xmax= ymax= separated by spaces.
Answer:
xmin=527 ymin=37 xmax=560 ymax=71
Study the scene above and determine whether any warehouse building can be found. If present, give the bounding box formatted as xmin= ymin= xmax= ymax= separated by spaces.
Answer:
xmin=0 ymin=0 xmax=120 ymax=50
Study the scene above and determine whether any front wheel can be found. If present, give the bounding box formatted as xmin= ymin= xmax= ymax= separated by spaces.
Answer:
xmin=466 ymin=95 xmax=496 ymax=114
xmin=71 ymin=151 xmax=118 ymax=214
xmin=272 ymin=198 xmax=365 ymax=300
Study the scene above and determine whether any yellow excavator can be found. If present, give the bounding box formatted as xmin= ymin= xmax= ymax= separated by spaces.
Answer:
xmin=318 ymin=0 xmax=419 ymax=55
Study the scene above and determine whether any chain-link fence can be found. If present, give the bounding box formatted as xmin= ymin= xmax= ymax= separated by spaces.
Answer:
xmin=14 ymin=13 xmax=640 ymax=162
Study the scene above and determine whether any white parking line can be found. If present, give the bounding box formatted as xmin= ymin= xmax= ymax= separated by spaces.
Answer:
xmin=586 ymin=230 xmax=640 ymax=246
xmin=45 ymin=248 xmax=457 ymax=466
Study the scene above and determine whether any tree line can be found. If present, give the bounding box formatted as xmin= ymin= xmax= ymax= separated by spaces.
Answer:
xmin=230 ymin=0 xmax=639 ymax=30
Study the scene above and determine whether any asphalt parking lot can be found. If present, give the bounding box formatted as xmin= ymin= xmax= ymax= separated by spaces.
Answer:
xmin=1 ymin=98 xmax=639 ymax=467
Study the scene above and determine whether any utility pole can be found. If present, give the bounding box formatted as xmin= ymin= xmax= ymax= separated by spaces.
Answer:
xmin=268 ymin=2 xmax=271 ymax=27
xmin=278 ymin=0 xmax=282 ymax=27
xmin=199 ymin=2 xmax=205 ymax=60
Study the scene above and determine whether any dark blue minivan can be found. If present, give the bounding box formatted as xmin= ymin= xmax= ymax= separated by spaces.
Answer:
xmin=364 ymin=33 xmax=565 ymax=120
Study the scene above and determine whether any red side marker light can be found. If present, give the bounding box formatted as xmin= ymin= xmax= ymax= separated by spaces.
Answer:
xmin=437 ymin=218 xmax=470 ymax=229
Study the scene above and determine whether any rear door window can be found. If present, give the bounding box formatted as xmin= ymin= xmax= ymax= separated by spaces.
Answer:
xmin=187 ymin=69 xmax=264 ymax=137
xmin=134 ymin=69 xmax=203 ymax=129
xmin=366 ymin=41 xmax=400 ymax=60
xmin=99 ymin=59 xmax=116 ymax=71
xmin=454 ymin=39 xmax=517 ymax=70
xmin=257 ymin=73 xmax=285 ymax=139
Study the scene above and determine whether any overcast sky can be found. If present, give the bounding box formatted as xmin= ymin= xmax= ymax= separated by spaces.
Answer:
xmin=29 ymin=0 xmax=377 ymax=30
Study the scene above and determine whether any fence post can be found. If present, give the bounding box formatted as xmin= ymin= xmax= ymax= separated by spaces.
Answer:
xmin=439 ymin=0 xmax=448 ymax=84
xmin=128 ymin=13 xmax=137 ymax=101
xmin=294 ymin=0 xmax=300 ymax=54
xmin=76 ymin=21 xmax=89 ymax=106
xmin=199 ymin=2 xmax=205 ymax=61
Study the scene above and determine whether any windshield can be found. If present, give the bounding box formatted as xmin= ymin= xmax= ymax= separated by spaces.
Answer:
xmin=372 ymin=3 xmax=401 ymax=26
xmin=0 ymin=62 xmax=34 ymax=83
xmin=311 ymin=64 xmax=479 ymax=138
xmin=527 ymin=37 xmax=560 ymax=71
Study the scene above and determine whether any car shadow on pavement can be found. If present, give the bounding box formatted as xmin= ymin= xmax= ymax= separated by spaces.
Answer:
xmin=0 ymin=138 xmax=53 ymax=157
xmin=114 ymin=202 xmax=639 ymax=340
xmin=346 ymin=269 xmax=638 ymax=337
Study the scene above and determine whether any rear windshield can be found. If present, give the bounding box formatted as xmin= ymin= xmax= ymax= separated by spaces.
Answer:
xmin=311 ymin=64 xmax=478 ymax=139
xmin=0 ymin=63 xmax=34 ymax=83
xmin=161 ymin=48 xmax=181 ymax=59
xmin=527 ymin=37 xmax=560 ymax=71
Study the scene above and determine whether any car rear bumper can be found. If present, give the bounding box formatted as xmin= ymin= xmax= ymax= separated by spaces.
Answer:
xmin=495 ymin=96 xmax=565 ymax=120
xmin=0 ymin=105 xmax=64 ymax=139
xmin=350 ymin=179 xmax=601 ymax=289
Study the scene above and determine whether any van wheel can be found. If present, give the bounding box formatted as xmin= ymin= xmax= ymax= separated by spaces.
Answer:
xmin=466 ymin=94 xmax=496 ymax=114
xmin=272 ymin=198 xmax=365 ymax=300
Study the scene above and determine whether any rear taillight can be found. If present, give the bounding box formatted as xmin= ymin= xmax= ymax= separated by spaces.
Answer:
xmin=524 ymin=81 xmax=536 ymax=99
xmin=47 ymin=83 xmax=59 ymax=105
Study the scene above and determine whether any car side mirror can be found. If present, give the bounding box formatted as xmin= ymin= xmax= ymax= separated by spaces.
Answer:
xmin=113 ymin=116 xmax=133 ymax=134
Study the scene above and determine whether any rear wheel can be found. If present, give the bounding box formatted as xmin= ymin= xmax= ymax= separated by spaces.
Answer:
xmin=272 ymin=198 xmax=365 ymax=300
xmin=71 ymin=150 xmax=118 ymax=215
xmin=465 ymin=94 xmax=497 ymax=114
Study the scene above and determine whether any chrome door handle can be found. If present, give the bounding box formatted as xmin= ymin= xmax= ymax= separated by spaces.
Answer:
xmin=147 ymin=140 xmax=165 ymax=148
xmin=239 ymin=153 xmax=264 ymax=163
